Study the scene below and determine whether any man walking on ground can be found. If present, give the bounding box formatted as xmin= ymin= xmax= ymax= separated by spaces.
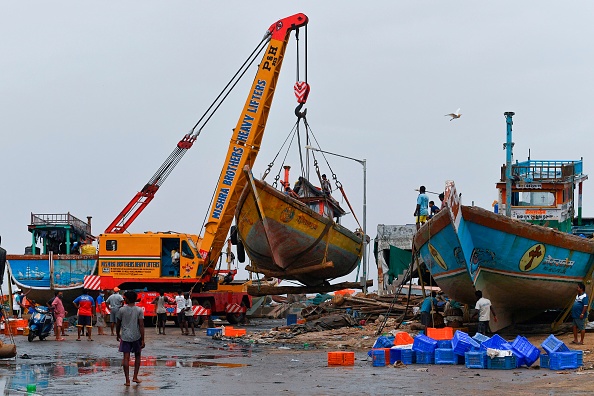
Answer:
xmin=106 ymin=287 xmax=124 ymax=336
xmin=51 ymin=291 xmax=66 ymax=341
xmin=572 ymin=282 xmax=589 ymax=345
xmin=73 ymin=289 xmax=95 ymax=341
xmin=152 ymin=290 xmax=173 ymax=335
xmin=175 ymin=290 xmax=187 ymax=335
xmin=474 ymin=290 xmax=497 ymax=335
xmin=184 ymin=292 xmax=196 ymax=336
xmin=116 ymin=290 xmax=145 ymax=387
xmin=414 ymin=186 xmax=429 ymax=231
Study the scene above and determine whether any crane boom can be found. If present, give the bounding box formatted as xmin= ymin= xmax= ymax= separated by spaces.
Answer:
xmin=199 ymin=13 xmax=309 ymax=266
xmin=104 ymin=134 xmax=197 ymax=233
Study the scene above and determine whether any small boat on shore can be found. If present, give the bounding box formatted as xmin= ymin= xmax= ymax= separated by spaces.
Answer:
xmin=6 ymin=213 xmax=97 ymax=305
xmin=235 ymin=169 xmax=364 ymax=286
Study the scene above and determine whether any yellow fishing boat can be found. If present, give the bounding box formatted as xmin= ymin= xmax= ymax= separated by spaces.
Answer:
xmin=235 ymin=172 xmax=363 ymax=286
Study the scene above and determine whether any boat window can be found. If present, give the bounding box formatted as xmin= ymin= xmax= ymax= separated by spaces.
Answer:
xmin=181 ymin=240 xmax=194 ymax=259
xmin=515 ymin=191 xmax=555 ymax=207
xmin=106 ymin=240 xmax=117 ymax=251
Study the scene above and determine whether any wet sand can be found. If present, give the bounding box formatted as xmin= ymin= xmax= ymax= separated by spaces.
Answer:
xmin=0 ymin=320 xmax=593 ymax=395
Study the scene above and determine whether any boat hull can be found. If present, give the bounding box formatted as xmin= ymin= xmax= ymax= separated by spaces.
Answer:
xmin=6 ymin=254 xmax=98 ymax=305
xmin=461 ymin=205 xmax=594 ymax=330
xmin=235 ymin=179 xmax=363 ymax=286
xmin=414 ymin=207 xmax=476 ymax=304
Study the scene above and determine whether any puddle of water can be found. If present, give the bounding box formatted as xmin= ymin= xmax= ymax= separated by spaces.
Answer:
xmin=0 ymin=356 xmax=248 ymax=393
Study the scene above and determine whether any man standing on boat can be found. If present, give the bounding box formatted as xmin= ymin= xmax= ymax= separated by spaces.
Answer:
xmin=474 ymin=290 xmax=497 ymax=335
xmin=321 ymin=174 xmax=332 ymax=196
xmin=414 ymin=186 xmax=429 ymax=230
xmin=571 ymin=282 xmax=589 ymax=345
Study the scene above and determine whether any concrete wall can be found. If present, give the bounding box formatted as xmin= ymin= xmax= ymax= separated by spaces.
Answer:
xmin=375 ymin=224 xmax=416 ymax=295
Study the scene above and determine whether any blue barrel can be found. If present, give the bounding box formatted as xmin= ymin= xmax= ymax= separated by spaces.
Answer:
xmin=287 ymin=314 xmax=297 ymax=326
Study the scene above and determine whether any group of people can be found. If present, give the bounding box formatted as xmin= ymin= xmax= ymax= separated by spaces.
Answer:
xmin=51 ymin=287 xmax=144 ymax=386
xmin=419 ymin=283 xmax=590 ymax=346
xmin=414 ymin=186 xmax=444 ymax=230
xmin=152 ymin=290 xmax=196 ymax=336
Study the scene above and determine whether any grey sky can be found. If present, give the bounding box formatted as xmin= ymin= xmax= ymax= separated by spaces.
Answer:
xmin=2 ymin=2 xmax=594 ymax=289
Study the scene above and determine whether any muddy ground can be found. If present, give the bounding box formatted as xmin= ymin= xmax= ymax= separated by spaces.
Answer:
xmin=0 ymin=319 xmax=593 ymax=395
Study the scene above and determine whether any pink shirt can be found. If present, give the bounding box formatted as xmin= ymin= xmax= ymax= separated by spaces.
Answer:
xmin=52 ymin=297 xmax=66 ymax=318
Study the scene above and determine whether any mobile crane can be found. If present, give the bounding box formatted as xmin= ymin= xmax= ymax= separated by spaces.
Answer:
xmin=92 ymin=13 xmax=309 ymax=324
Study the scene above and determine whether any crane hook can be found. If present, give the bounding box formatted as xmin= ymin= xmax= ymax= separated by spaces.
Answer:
xmin=295 ymin=103 xmax=307 ymax=119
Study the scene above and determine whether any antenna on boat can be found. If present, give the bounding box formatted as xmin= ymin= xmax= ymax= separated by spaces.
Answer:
xmin=504 ymin=111 xmax=515 ymax=217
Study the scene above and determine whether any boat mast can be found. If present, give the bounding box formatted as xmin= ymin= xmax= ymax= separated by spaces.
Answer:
xmin=504 ymin=112 xmax=515 ymax=217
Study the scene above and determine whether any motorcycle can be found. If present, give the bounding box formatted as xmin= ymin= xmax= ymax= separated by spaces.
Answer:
xmin=27 ymin=306 xmax=54 ymax=342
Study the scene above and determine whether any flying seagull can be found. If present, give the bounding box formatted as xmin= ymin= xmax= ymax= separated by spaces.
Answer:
xmin=445 ymin=108 xmax=462 ymax=121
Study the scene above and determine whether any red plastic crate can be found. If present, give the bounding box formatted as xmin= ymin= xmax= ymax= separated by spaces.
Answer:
xmin=394 ymin=332 xmax=414 ymax=345
xmin=225 ymin=328 xmax=246 ymax=337
xmin=426 ymin=327 xmax=454 ymax=340
xmin=328 ymin=351 xmax=355 ymax=366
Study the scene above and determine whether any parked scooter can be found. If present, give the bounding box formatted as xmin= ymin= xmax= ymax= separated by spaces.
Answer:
xmin=27 ymin=306 xmax=54 ymax=342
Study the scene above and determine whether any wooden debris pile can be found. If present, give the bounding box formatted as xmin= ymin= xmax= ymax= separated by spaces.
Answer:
xmin=329 ymin=292 xmax=422 ymax=322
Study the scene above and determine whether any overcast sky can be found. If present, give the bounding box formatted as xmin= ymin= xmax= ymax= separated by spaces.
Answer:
xmin=2 ymin=2 xmax=594 ymax=291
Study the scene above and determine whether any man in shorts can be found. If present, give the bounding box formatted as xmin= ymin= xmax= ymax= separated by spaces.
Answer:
xmin=73 ymin=289 xmax=95 ymax=341
xmin=116 ymin=290 xmax=145 ymax=386
xmin=414 ymin=186 xmax=429 ymax=230
xmin=572 ymin=282 xmax=589 ymax=345
xmin=106 ymin=287 xmax=124 ymax=336
xmin=51 ymin=290 xmax=66 ymax=341
xmin=151 ymin=290 xmax=173 ymax=335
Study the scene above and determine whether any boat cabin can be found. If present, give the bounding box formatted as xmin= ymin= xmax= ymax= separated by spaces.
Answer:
xmin=292 ymin=177 xmax=347 ymax=222
xmin=497 ymin=160 xmax=588 ymax=233
xmin=26 ymin=213 xmax=96 ymax=255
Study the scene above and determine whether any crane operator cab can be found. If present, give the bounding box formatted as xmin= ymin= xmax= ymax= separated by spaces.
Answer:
xmin=161 ymin=236 xmax=199 ymax=278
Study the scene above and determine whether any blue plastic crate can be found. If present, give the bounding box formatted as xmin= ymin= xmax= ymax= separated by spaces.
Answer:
xmin=540 ymin=353 xmax=550 ymax=369
xmin=371 ymin=349 xmax=387 ymax=367
xmin=412 ymin=334 xmax=438 ymax=353
xmin=368 ymin=336 xmax=394 ymax=357
xmin=541 ymin=334 xmax=570 ymax=354
xmin=373 ymin=336 xmax=394 ymax=348
xmin=472 ymin=333 xmax=490 ymax=344
xmin=465 ymin=351 xmax=488 ymax=369
xmin=487 ymin=355 xmax=516 ymax=370
xmin=401 ymin=349 xmax=415 ymax=365
xmin=577 ymin=350 xmax=584 ymax=366
xmin=415 ymin=351 xmax=435 ymax=364
xmin=435 ymin=348 xmax=457 ymax=365
xmin=452 ymin=330 xmax=480 ymax=356
xmin=389 ymin=348 xmax=401 ymax=364
xmin=511 ymin=335 xmax=540 ymax=366
xmin=549 ymin=351 xmax=582 ymax=370
xmin=206 ymin=328 xmax=222 ymax=336
xmin=437 ymin=340 xmax=452 ymax=349
xmin=480 ymin=334 xmax=508 ymax=351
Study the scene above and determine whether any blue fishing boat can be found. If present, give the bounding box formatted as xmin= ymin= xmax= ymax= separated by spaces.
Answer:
xmin=6 ymin=213 xmax=97 ymax=305
xmin=413 ymin=181 xmax=476 ymax=305
xmin=421 ymin=112 xmax=594 ymax=331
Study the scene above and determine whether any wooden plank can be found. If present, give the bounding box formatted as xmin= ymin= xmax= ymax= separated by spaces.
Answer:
xmin=245 ymin=261 xmax=334 ymax=278
xmin=247 ymin=280 xmax=373 ymax=296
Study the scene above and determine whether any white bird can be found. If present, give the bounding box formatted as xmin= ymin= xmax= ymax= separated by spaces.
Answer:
xmin=445 ymin=108 xmax=462 ymax=121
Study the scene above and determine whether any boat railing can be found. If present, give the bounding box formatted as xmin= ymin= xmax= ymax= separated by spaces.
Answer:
xmin=509 ymin=160 xmax=583 ymax=182
xmin=30 ymin=213 xmax=92 ymax=235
